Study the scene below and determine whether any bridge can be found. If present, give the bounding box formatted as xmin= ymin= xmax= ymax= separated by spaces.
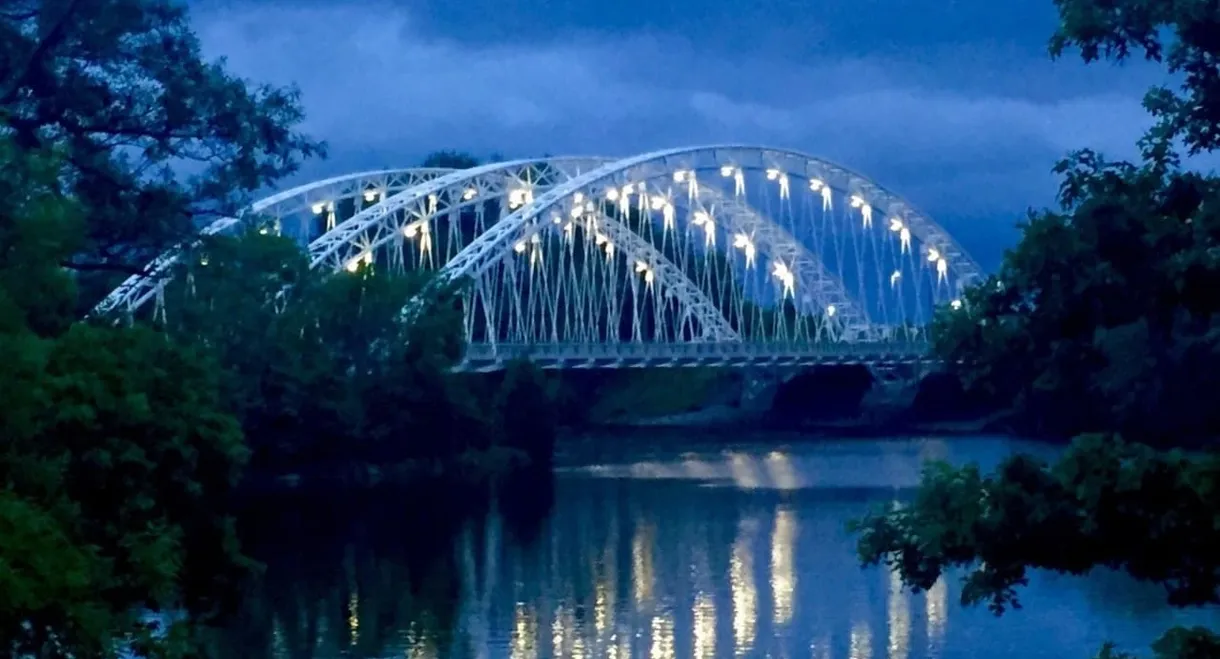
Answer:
xmin=92 ymin=146 xmax=983 ymax=370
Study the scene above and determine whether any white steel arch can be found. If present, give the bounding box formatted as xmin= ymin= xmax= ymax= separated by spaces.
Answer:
xmin=436 ymin=145 xmax=981 ymax=291
xmin=92 ymin=167 xmax=452 ymax=317
xmin=419 ymin=145 xmax=981 ymax=344
xmin=305 ymin=158 xmax=868 ymax=342
xmin=642 ymin=179 xmax=872 ymax=338
xmin=308 ymin=157 xmax=609 ymax=271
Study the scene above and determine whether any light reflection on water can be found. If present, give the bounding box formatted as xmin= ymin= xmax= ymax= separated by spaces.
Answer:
xmin=235 ymin=434 xmax=1218 ymax=659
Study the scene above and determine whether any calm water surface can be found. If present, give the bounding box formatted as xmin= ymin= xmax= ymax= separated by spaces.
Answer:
xmin=225 ymin=433 xmax=1217 ymax=658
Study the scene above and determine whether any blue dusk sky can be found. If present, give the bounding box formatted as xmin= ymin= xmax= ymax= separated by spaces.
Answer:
xmin=188 ymin=0 xmax=1177 ymax=269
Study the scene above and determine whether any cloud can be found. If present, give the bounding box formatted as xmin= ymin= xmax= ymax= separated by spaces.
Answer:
xmin=192 ymin=0 xmax=1162 ymax=245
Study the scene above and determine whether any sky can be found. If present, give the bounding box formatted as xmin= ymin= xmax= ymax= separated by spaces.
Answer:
xmin=189 ymin=0 xmax=1174 ymax=269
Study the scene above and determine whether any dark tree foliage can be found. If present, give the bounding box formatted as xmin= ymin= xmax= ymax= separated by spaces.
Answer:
xmin=0 ymin=0 xmax=323 ymax=302
xmin=0 ymin=141 xmax=250 ymax=657
xmin=858 ymin=1 xmax=1220 ymax=657
xmin=934 ymin=157 xmax=1220 ymax=442
xmin=421 ymin=150 xmax=481 ymax=169
xmin=161 ymin=233 xmax=556 ymax=477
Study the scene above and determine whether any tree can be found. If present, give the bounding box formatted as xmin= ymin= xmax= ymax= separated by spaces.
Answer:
xmin=0 ymin=0 xmax=324 ymax=305
xmin=858 ymin=1 xmax=1220 ymax=657
xmin=421 ymin=150 xmax=481 ymax=169
xmin=0 ymin=139 xmax=250 ymax=657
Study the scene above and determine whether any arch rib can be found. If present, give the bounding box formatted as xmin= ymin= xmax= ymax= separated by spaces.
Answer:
xmin=308 ymin=157 xmax=610 ymax=271
xmin=649 ymin=180 xmax=871 ymax=337
xmin=583 ymin=212 xmax=739 ymax=342
xmin=92 ymin=166 xmax=453 ymax=317
xmin=433 ymin=146 xmax=982 ymax=289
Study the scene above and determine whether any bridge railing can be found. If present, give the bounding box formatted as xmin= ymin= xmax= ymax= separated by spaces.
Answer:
xmin=459 ymin=340 xmax=932 ymax=368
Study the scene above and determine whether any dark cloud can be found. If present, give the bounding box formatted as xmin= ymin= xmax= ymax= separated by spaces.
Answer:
xmin=191 ymin=0 xmax=1179 ymax=265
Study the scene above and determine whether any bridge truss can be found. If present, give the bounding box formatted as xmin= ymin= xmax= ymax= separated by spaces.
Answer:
xmin=93 ymin=146 xmax=983 ymax=370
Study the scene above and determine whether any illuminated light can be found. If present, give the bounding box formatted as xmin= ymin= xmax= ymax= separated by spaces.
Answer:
xmin=563 ymin=222 xmax=574 ymax=234
xmin=604 ymin=241 xmax=615 ymax=258
xmin=585 ymin=201 xmax=595 ymax=212
xmin=734 ymin=169 xmax=745 ymax=195
xmin=363 ymin=189 xmax=378 ymax=202
xmin=673 ymin=170 xmax=688 ymax=182
xmin=632 ymin=524 xmax=655 ymax=605
xmin=573 ymin=192 xmax=584 ymax=204
xmin=733 ymin=233 xmax=757 ymax=268
xmin=778 ymin=173 xmax=790 ymax=199
xmin=258 ymin=227 xmax=269 ymax=235
xmin=730 ymin=520 xmax=758 ymax=656
xmin=927 ymin=577 xmax=948 ymax=654
xmin=860 ymin=203 xmax=873 ymax=228
xmin=622 ymin=183 xmax=635 ymax=195
xmin=311 ymin=202 xmax=326 ymax=214
xmin=511 ymin=603 xmax=537 ymax=659
xmin=771 ymin=261 xmax=795 ymax=298
xmin=552 ymin=214 xmax=561 ymax=224
xmin=950 ymin=298 xmax=962 ymax=310
xmin=890 ymin=270 xmax=902 ymax=288
xmin=692 ymin=592 xmax=716 ymax=659
xmin=427 ymin=194 xmax=437 ymax=212
xmin=650 ymin=195 xmax=666 ymax=211
xmin=826 ymin=304 xmax=837 ymax=317
xmin=765 ymin=168 xmax=781 ymax=180
xmin=900 ymin=227 xmax=911 ymax=254
xmin=809 ymin=178 xmax=824 ymax=191
xmin=889 ymin=217 xmax=904 ymax=232
xmin=771 ymin=507 xmax=797 ymax=624
xmin=720 ymin=164 xmax=735 ymax=177
xmin=644 ymin=270 xmax=654 ymax=284
xmin=635 ymin=261 xmax=649 ymax=273
xmin=927 ymin=247 xmax=941 ymax=262
xmin=692 ymin=210 xmax=710 ymax=226
xmin=820 ymin=185 xmax=833 ymax=210
xmin=937 ymin=257 xmax=949 ymax=283
xmin=850 ymin=194 xmax=865 ymax=208
xmin=650 ymin=613 xmax=675 ymax=659
xmin=508 ymin=188 xmax=527 ymax=208
xmin=530 ymin=233 xmax=541 ymax=244
xmin=606 ymin=187 xmax=620 ymax=201
xmin=514 ymin=241 xmax=526 ymax=253
xmin=199 ymin=255 xmax=209 ymax=266
xmin=570 ymin=206 xmax=583 ymax=219
xmin=701 ymin=218 xmax=716 ymax=247
xmin=462 ymin=187 xmax=477 ymax=200
xmin=662 ymin=203 xmax=675 ymax=230
xmin=849 ymin=622 xmax=872 ymax=659
xmin=888 ymin=568 xmax=911 ymax=659
xmin=595 ymin=233 xmax=607 ymax=245
xmin=403 ymin=224 xmax=419 ymax=238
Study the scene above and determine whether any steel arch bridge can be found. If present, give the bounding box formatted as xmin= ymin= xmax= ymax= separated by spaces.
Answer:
xmin=93 ymin=146 xmax=983 ymax=372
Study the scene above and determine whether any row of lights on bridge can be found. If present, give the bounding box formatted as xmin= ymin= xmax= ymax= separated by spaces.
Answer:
xmin=303 ymin=167 xmax=964 ymax=312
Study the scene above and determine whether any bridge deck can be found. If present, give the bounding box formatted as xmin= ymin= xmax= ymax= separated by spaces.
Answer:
xmin=454 ymin=341 xmax=933 ymax=372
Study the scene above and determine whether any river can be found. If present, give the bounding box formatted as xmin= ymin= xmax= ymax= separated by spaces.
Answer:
xmin=218 ymin=433 xmax=1217 ymax=658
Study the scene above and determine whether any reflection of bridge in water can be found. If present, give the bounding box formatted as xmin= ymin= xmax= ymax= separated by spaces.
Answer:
xmin=96 ymin=147 xmax=984 ymax=371
xmin=236 ymin=438 xmax=1191 ymax=659
xmin=442 ymin=447 xmax=952 ymax=659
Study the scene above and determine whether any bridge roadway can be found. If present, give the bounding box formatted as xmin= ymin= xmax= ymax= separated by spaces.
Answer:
xmin=453 ymin=341 xmax=934 ymax=372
